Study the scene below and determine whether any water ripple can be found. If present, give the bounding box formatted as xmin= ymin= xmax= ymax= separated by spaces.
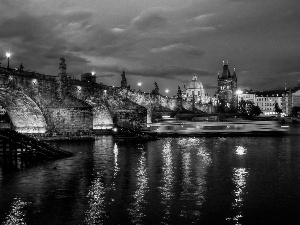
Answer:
xmin=2 ymin=197 xmax=28 ymax=225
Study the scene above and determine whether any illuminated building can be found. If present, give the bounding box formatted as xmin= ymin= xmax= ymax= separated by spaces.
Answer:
xmin=236 ymin=89 xmax=256 ymax=104
xmin=216 ymin=61 xmax=237 ymax=112
xmin=236 ymin=89 xmax=289 ymax=116
xmin=182 ymin=74 xmax=211 ymax=104
xmin=254 ymin=90 xmax=288 ymax=116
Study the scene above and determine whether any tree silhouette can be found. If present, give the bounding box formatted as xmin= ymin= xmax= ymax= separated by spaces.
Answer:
xmin=291 ymin=106 xmax=300 ymax=117
xmin=274 ymin=102 xmax=282 ymax=115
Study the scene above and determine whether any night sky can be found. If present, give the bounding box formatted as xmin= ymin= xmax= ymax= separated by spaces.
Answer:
xmin=1 ymin=0 xmax=300 ymax=96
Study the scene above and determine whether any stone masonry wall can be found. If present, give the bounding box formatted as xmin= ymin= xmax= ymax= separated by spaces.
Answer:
xmin=116 ymin=108 xmax=147 ymax=129
xmin=47 ymin=107 xmax=93 ymax=133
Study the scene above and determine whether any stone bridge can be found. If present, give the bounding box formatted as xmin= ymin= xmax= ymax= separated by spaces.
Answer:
xmin=0 ymin=58 xmax=213 ymax=134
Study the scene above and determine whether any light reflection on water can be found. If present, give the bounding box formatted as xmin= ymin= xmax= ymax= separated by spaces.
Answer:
xmin=2 ymin=198 xmax=28 ymax=225
xmin=129 ymin=148 xmax=148 ymax=225
xmin=236 ymin=146 xmax=247 ymax=156
xmin=178 ymin=137 xmax=211 ymax=222
xmin=229 ymin=167 xmax=249 ymax=225
xmin=160 ymin=139 xmax=174 ymax=223
xmin=84 ymin=172 xmax=106 ymax=225
xmin=1 ymin=135 xmax=300 ymax=224
xmin=113 ymin=143 xmax=119 ymax=176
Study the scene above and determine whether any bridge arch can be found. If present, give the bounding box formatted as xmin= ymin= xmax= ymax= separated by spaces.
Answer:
xmin=85 ymin=97 xmax=114 ymax=129
xmin=0 ymin=88 xmax=47 ymax=133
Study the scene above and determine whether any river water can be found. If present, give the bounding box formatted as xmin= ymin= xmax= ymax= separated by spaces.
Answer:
xmin=1 ymin=131 xmax=300 ymax=224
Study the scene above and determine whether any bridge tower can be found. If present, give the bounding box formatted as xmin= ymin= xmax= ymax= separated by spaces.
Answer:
xmin=217 ymin=61 xmax=238 ymax=112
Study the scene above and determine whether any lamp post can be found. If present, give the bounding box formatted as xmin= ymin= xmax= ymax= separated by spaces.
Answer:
xmin=165 ymin=89 xmax=169 ymax=96
xmin=6 ymin=52 xmax=11 ymax=69
xmin=138 ymin=82 xmax=142 ymax=91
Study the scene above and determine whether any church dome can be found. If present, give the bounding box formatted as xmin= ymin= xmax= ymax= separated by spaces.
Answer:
xmin=185 ymin=75 xmax=205 ymax=96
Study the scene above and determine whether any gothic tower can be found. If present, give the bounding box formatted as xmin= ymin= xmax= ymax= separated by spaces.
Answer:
xmin=217 ymin=61 xmax=237 ymax=112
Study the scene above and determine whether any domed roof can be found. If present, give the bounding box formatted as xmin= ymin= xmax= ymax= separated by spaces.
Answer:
xmin=186 ymin=75 xmax=204 ymax=90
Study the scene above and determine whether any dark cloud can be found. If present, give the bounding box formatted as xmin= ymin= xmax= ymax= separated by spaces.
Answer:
xmin=1 ymin=0 xmax=300 ymax=96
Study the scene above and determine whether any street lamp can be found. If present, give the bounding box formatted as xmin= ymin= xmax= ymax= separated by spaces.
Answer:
xmin=91 ymin=71 xmax=95 ymax=75
xmin=138 ymin=82 xmax=142 ymax=91
xmin=236 ymin=89 xmax=243 ymax=95
xmin=6 ymin=52 xmax=11 ymax=69
xmin=165 ymin=89 xmax=169 ymax=96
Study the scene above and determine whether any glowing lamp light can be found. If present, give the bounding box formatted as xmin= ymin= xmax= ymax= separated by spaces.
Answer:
xmin=6 ymin=52 xmax=11 ymax=68
xmin=113 ymin=128 xmax=118 ymax=132
xmin=165 ymin=89 xmax=169 ymax=94
xmin=91 ymin=71 xmax=95 ymax=75
xmin=138 ymin=82 xmax=142 ymax=91
xmin=236 ymin=90 xmax=243 ymax=95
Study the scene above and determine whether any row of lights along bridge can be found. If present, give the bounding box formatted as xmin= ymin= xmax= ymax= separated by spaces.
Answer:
xmin=4 ymin=52 xmax=171 ymax=95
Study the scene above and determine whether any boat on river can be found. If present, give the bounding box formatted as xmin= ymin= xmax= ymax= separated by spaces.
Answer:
xmin=142 ymin=120 xmax=290 ymax=137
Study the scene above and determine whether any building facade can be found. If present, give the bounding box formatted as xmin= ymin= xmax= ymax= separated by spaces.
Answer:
xmin=283 ymin=87 xmax=300 ymax=115
xmin=237 ymin=89 xmax=256 ymax=104
xmin=255 ymin=90 xmax=288 ymax=116
xmin=237 ymin=89 xmax=289 ymax=116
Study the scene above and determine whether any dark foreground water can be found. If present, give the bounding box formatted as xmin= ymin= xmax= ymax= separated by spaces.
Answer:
xmin=1 ymin=134 xmax=300 ymax=224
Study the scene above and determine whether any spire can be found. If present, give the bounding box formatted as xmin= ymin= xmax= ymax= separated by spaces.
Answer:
xmin=192 ymin=74 xmax=197 ymax=81
xmin=19 ymin=63 xmax=24 ymax=71
xmin=121 ymin=71 xmax=127 ymax=88
xmin=233 ymin=68 xmax=237 ymax=77
xmin=221 ymin=60 xmax=230 ymax=78
xmin=59 ymin=57 xmax=67 ymax=76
